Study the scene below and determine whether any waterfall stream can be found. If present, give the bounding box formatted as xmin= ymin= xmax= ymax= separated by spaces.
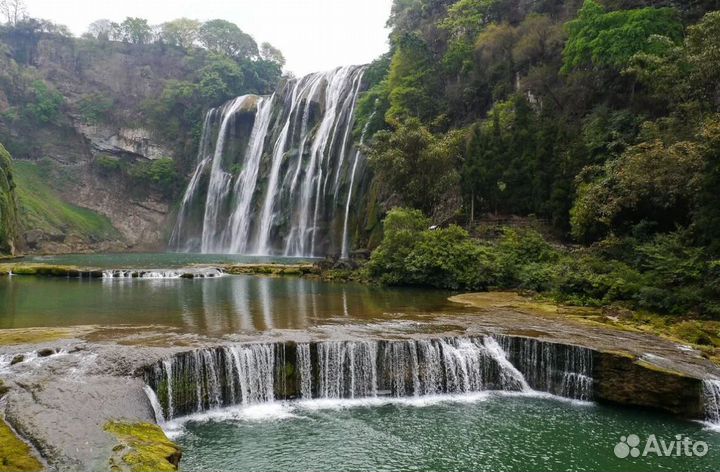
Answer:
xmin=703 ymin=379 xmax=720 ymax=426
xmin=170 ymin=66 xmax=368 ymax=257
xmin=145 ymin=336 xmax=595 ymax=421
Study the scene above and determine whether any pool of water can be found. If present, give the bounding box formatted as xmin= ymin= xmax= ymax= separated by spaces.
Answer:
xmin=0 ymin=275 xmax=456 ymax=334
xmin=173 ymin=394 xmax=720 ymax=472
xmin=15 ymin=252 xmax=318 ymax=268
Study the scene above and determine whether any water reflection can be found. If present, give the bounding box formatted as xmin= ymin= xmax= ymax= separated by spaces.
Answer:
xmin=0 ymin=276 xmax=454 ymax=335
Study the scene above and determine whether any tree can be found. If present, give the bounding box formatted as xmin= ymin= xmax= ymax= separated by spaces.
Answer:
xmin=0 ymin=0 xmax=26 ymax=26
xmin=85 ymin=19 xmax=114 ymax=41
xmin=198 ymin=20 xmax=258 ymax=59
xmin=571 ymin=138 xmax=704 ymax=242
xmin=161 ymin=18 xmax=200 ymax=49
xmin=119 ymin=17 xmax=152 ymax=44
xmin=260 ymin=42 xmax=285 ymax=67
xmin=368 ymin=118 xmax=462 ymax=218
xmin=562 ymin=0 xmax=683 ymax=73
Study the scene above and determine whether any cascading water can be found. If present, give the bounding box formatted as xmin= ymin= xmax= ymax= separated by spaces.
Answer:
xmin=498 ymin=335 xmax=593 ymax=401
xmin=170 ymin=66 xmax=369 ymax=257
xmin=703 ymin=379 xmax=720 ymax=426
xmin=145 ymin=336 xmax=595 ymax=420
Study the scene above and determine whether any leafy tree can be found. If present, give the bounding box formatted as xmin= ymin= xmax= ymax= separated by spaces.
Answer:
xmin=85 ymin=19 xmax=114 ymax=41
xmin=198 ymin=20 xmax=258 ymax=59
xmin=260 ymin=42 xmax=285 ymax=67
xmin=571 ymin=138 xmax=704 ymax=242
xmin=0 ymin=0 xmax=25 ymax=26
xmin=562 ymin=0 xmax=683 ymax=73
xmin=119 ymin=17 xmax=153 ymax=44
xmin=161 ymin=18 xmax=200 ymax=49
xmin=368 ymin=118 xmax=462 ymax=218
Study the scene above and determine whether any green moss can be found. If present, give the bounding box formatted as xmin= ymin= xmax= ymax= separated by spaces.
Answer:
xmin=0 ymin=327 xmax=76 ymax=345
xmin=12 ymin=160 xmax=118 ymax=242
xmin=0 ymin=418 xmax=43 ymax=472
xmin=104 ymin=421 xmax=182 ymax=472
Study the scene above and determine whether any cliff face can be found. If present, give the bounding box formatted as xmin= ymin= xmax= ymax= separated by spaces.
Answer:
xmin=0 ymin=35 xmax=203 ymax=253
xmin=0 ymin=144 xmax=19 ymax=255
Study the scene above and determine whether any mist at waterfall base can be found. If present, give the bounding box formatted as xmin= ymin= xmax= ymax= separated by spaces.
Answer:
xmin=171 ymin=66 xmax=371 ymax=258
xmin=174 ymin=396 xmax=720 ymax=472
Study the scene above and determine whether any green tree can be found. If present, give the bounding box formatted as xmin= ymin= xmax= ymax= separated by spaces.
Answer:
xmin=368 ymin=118 xmax=462 ymax=217
xmin=161 ymin=18 xmax=200 ymax=49
xmin=198 ymin=20 xmax=258 ymax=59
xmin=119 ymin=17 xmax=153 ymax=44
xmin=562 ymin=0 xmax=683 ymax=73
xmin=259 ymin=42 xmax=285 ymax=67
xmin=571 ymin=138 xmax=704 ymax=242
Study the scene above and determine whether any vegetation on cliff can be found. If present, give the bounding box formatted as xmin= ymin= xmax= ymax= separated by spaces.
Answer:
xmin=12 ymin=160 xmax=117 ymax=244
xmin=0 ymin=143 xmax=18 ymax=255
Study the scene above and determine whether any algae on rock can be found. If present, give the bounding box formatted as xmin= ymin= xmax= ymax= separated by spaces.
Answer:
xmin=104 ymin=421 xmax=182 ymax=472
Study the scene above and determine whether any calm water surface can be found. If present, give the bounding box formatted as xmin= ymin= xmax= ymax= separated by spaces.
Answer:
xmin=0 ymin=275 xmax=455 ymax=334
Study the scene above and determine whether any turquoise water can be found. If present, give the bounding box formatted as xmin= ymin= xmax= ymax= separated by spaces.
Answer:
xmin=16 ymin=252 xmax=318 ymax=268
xmin=0 ymin=275 xmax=454 ymax=333
xmin=174 ymin=394 xmax=720 ymax=472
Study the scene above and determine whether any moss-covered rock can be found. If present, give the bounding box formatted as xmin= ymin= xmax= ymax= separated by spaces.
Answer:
xmin=0 ymin=143 xmax=20 ymax=256
xmin=104 ymin=421 xmax=181 ymax=472
xmin=0 ymin=418 xmax=43 ymax=472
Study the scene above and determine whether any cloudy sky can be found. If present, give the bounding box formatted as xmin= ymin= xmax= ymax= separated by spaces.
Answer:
xmin=24 ymin=0 xmax=393 ymax=75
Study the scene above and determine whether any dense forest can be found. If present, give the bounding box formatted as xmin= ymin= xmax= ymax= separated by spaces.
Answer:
xmin=359 ymin=0 xmax=720 ymax=335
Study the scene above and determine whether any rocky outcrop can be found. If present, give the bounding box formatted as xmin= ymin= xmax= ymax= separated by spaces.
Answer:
xmin=0 ymin=37 xmax=197 ymax=253
xmin=593 ymin=351 xmax=705 ymax=417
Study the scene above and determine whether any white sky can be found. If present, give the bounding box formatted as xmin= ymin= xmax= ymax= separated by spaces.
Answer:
xmin=24 ymin=0 xmax=393 ymax=76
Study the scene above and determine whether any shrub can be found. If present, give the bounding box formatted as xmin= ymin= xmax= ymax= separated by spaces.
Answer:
xmin=127 ymin=158 xmax=179 ymax=194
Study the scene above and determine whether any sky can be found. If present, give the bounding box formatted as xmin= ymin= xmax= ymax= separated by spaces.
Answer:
xmin=24 ymin=0 xmax=394 ymax=76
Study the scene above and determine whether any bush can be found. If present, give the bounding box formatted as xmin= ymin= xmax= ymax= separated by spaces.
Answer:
xmin=368 ymin=208 xmax=496 ymax=290
xmin=25 ymin=80 xmax=63 ymax=124
xmin=128 ymin=158 xmax=178 ymax=192
xmin=78 ymin=94 xmax=114 ymax=124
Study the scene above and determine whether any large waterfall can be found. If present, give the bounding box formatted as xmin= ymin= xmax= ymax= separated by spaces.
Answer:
xmin=170 ymin=66 xmax=369 ymax=257
xmin=145 ymin=336 xmax=595 ymax=421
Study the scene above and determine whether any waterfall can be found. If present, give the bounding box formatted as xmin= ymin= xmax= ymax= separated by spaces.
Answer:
xmin=498 ymin=336 xmax=593 ymax=401
xmin=703 ymin=379 xmax=720 ymax=425
xmin=101 ymin=268 xmax=223 ymax=279
xmin=227 ymin=96 xmax=275 ymax=253
xmin=145 ymin=336 xmax=596 ymax=420
xmin=201 ymin=96 xmax=257 ymax=253
xmin=171 ymin=66 xmax=369 ymax=257
xmin=145 ymin=344 xmax=277 ymax=420
xmin=341 ymin=105 xmax=374 ymax=259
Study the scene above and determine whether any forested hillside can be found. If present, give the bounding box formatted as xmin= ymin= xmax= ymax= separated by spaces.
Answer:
xmin=363 ymin=0 xmax=720 ymax=327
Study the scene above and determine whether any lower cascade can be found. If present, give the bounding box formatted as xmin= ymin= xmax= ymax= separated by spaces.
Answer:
xmin=144 ymin=336 xmax=595 ymax=421
xmin=102 ymin=268 xmax=223 ymax=279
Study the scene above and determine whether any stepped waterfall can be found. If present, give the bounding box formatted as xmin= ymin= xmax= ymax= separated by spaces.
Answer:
xmin=170 ymin=66 xmax=369 ymax=257
xmin=144 ymin=336 xmax=595 ymax=421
